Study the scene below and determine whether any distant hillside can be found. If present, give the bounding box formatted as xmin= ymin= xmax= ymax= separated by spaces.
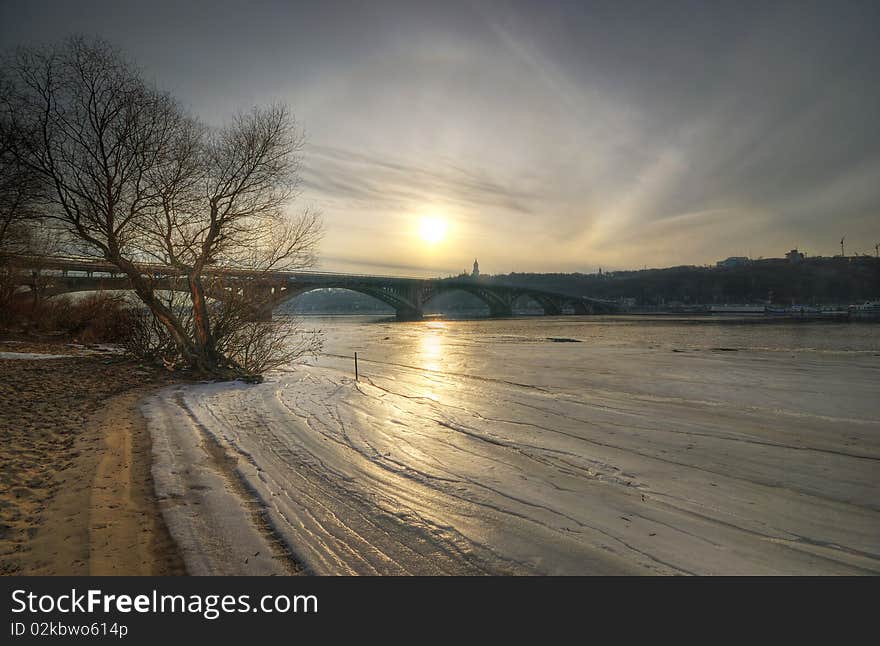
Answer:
xmin=486 ymin=256 xmax=880 ymax=307
xmin=278 ymin=256 xmax=880 ymax=314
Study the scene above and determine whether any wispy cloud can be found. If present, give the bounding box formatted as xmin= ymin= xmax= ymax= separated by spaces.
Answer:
xmin=301 ymin=144 xmax=545 ymax=215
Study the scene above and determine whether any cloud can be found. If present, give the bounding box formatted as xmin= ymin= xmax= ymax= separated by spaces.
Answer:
xmin=4 ymin=0 xmax=878 ymax=271
xmin=301 ymin=144 xmax=544 ymax=215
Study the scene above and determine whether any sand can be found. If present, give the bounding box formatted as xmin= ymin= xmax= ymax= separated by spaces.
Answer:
xmin=0 ymin=343 xmax=185 ymax=575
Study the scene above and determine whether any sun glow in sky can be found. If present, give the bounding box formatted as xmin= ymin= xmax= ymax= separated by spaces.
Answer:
xmin=419 ymin=217 xmax=448 ymax=245
xmin=3 ymin=1 xmax=878 ymax=276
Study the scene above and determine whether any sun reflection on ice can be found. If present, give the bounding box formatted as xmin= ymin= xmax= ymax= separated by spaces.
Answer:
xmin=419 ymin=322 xmax=446 ymax=395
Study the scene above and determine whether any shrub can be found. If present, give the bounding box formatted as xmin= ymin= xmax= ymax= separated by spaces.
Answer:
xmin=3 ymin=292 xmax=133 ymax=342
xmin=118 ymin=295 xmax=322 ymax=377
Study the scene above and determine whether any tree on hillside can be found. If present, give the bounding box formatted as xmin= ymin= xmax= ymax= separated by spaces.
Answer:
xmin=0 ymin=37 xmax=322 ymax=377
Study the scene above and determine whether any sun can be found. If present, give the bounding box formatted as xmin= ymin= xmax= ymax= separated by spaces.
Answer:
xmin=419 ymin=217 xmax=447 ymax=244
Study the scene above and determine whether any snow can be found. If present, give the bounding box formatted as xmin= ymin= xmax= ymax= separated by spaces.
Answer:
xmin=0 ymin=352 xmax=73 ymax=360
xmin=142 ymin=316 xmax=880 ymax=575
xmin=65 ymin=343 xmax=126 ymax=354
xmin=0 ymin=344 xmax=124 ymax=360
xmin=144 ymin=388 xmax=289 ymax=575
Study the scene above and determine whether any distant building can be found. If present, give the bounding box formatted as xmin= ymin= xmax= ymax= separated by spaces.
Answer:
xmin=716 ymin=256 xmax=750 ymax=268
xmin=472 ymin=258 xmax=480 ymax=278
xmin=785 ymin=249 xmax=805 ymax=263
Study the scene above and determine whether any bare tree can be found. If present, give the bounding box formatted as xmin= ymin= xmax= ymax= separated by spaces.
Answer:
xmin=0 ymin=88 xmax=46 ymax=315
xmin=1 ymin=36 xmax=322 ymax=377
xmin=0 ymin=139 xmax=40 ymax=254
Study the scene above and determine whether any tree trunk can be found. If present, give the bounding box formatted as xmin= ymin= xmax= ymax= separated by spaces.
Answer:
xmin=187 ymin=272 xmax=219 ymax=369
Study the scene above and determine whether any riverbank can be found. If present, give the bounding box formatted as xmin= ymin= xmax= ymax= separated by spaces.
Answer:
xmin=0 ymin=342 xmax=185 ymax=575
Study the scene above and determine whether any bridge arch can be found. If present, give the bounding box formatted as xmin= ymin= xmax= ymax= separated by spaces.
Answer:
xmin=4 ymin=256 xmax=617 ymax=320
xmin=421 ymin=288 xmax=489 ymax=316
xmin=29 ymin=278 xmax=285 ymax=319
xmin=510 ymin=291 xmax=559 ymax=315
xmin=275 ymin=283 xmax=423 ymax=321
xmin=426 ymin=283 xmax=517 ymax=317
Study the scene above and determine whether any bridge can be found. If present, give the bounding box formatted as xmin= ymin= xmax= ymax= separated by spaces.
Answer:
xmin=4 ymin=255 xmax=617 ymax=321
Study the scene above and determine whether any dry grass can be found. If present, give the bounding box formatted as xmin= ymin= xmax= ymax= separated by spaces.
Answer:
xmin=2 ymin=292 xmax=133 ymax=343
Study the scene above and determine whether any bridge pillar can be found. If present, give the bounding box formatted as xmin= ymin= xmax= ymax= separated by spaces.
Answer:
xmin=488 ymin=303 xmax=513 ymax=318
xmin=394 ymin=284 xmax=427 ymax=321
xmin=487 ymin=290 xmax=514 ymax=318
xmin=241 ymin=285 xmax=276 ymax=321
xmin=395 ymin=306 xmax=424 ymax=321
xmin=252 ymin=301 xmax=275 ymax=321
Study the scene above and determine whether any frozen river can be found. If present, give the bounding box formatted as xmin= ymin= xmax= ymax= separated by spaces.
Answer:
xmin=144 ymin=316 xmax=880 ymax=575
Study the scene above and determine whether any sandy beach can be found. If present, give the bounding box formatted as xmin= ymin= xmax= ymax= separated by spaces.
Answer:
xmin=0 ymin=341 xmax=185 ymax=575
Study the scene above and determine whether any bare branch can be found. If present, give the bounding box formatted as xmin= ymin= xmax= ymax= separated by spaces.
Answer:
xmin=1 ymin=36 xmax=323 ymax=378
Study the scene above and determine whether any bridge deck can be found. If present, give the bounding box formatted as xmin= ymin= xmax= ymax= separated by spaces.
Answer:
xmin=4 ymin=254 xmax=617 ymax=319
xmin=3 ymin=254 xmax=430 ymax=282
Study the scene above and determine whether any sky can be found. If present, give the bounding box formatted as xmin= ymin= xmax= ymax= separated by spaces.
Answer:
xmin=1 ymin=0 xmax=878 ymax=276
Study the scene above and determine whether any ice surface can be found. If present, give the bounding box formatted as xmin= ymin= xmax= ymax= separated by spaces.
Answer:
xmin=0 ymin=352 xmax=73 ymax=359
xmin=143 ymin=316 xmax=880 ymax=575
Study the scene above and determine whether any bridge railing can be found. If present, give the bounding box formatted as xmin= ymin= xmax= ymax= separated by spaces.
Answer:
xmin=1 ymin=254 xmax=435 ymax=282
xmin=2 ymin=254 xmax=616 ymax=306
